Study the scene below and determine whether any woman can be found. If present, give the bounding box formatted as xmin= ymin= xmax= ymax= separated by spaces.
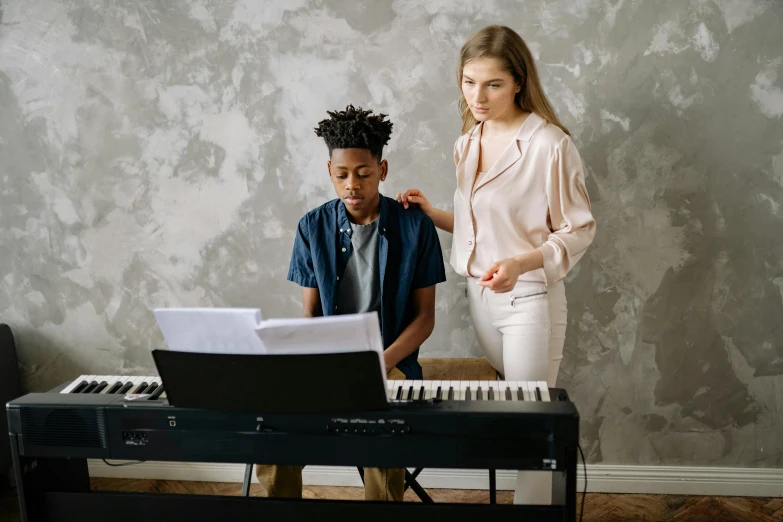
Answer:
xmin=396 ymin=25 xmax=596 ymax=505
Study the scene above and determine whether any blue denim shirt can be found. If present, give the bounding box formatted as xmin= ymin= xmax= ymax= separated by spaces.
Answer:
xmin=288 ymin=195 xmax=447 ymax=379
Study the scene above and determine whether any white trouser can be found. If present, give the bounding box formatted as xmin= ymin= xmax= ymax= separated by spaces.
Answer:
xmin=466 ymin=277 xmax=567 ymax=505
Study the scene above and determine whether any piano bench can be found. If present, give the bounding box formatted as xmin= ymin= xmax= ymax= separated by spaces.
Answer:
xmin=418 ymin=357 xmax=498 ymax=381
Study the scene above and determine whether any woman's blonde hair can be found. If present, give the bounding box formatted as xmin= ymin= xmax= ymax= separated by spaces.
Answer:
xmin=457 ymin=25 xmax=570 ymax=136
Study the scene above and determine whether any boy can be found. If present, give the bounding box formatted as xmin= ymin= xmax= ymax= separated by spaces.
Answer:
xmin=256 ymin=105 xmax=447 ymax=501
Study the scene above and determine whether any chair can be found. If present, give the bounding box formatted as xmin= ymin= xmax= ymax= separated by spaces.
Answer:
xmin=0 ymin=324 xmax=22 ymax=486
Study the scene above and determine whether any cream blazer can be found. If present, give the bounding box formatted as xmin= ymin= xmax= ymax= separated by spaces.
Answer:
xmin=450 ymin=112 xmax=596 ymax=284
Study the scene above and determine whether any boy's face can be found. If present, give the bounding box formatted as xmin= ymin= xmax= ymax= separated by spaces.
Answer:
xmin=328 ymin=148 xmax=387 ymax=217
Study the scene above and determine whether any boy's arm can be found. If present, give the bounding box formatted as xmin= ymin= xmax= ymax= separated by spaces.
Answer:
xmin=302 ymin=287 xmax=323 ymax=317
xmin=382 ymin=285 xmax=436 ymax=370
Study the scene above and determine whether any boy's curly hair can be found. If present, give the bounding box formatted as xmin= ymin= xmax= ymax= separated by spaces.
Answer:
xmin=314 ymin=104 xmax=393 ymax=160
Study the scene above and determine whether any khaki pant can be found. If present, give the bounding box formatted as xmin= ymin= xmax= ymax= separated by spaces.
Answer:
xmin=255 ymin=367 xmax=408 ymax=501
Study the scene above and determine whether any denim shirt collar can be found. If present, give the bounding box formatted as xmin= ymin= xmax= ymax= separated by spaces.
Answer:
xmin=336 ymin=193 xmax=389 ymax=238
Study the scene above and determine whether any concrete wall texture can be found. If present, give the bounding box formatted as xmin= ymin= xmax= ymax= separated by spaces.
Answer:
xmin=1 ymin=0 xmax=782 ymax=468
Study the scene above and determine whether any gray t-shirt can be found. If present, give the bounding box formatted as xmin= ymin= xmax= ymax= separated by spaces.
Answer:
xmin=335 ymin=218 xmax=381 ymax=315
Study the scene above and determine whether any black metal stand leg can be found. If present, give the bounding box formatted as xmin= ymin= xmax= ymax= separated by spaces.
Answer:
xmin=404 ymin=469 xmax=433 ymax=503
xmin=241 ymin=464 xmax=253 ymax=497
xmin=403 ymin=468 xmax=423 ymax=491
xmin=10 ymin=433 xmax=90 ymax=522
xmin=551 ymin=447 xmax=578 ymax=522
xmin=489 ymin=469 xmax=496 ymax=504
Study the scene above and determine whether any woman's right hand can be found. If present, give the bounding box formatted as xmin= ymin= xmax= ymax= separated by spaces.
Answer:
xmin=395 ymin=189 xmax=432 ymax=214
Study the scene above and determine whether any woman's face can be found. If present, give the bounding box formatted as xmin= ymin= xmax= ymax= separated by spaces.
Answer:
xmin=461 ymin=57 xmax=520 ymax=123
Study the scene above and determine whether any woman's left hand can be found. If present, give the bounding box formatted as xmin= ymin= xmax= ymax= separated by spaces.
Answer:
xmin=477 ymin=257 xmax=524 ymax=292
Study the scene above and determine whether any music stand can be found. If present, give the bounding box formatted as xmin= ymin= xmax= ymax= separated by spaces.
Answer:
xmin=151 ymin=349 xmax=389 ymax=414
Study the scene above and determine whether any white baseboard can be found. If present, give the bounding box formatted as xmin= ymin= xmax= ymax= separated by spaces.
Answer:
xmin=87 ymin=460 xmax=783 ymax=497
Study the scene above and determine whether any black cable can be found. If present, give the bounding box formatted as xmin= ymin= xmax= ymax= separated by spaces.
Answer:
xmin=102 ymin=459 xmax=146 ymax=467
xmin=577 ymin=443 xmax=586 ymax=522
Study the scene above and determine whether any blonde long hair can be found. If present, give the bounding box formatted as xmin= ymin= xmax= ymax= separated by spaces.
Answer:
xmin=457 ymin=25 xmax=570 ymax=136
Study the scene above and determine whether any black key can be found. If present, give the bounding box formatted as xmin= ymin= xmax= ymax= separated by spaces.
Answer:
xmin=149 ymin=385 xmax=165 ymax=400
xmin=395 ymin=386 xmax=402 ymax=400
xmin=448 ymin=387 xmax=454 ymax=400
xmin=134 ymin=382 xmax=149 ymax=394
xmin=535 ymin=387 xmax=542 ymax=401
xmin=118 ymin=382 xmax=134 ymax=394
xmin=82 ymin=381 xmax=98 ymax=393
xmin=91 ymin=381 xmax=108 ymax=394
xmin=466 ymin=386 xmax=471 ymax=401
xmin=406 ymin=386 xmax=413 ymax=401
xmin=70 ymin=381 xmax=88 ymax=394
xmin=106 ymin=382 xmax=123 ymax=394
xmin=145 ymin=383 xmax=159 ymax=395
xmin=488 ymin=387 xmax=494 ymax=401
xmin=435 ymin=386 xmax=442 ymax=400
xmin=518 ymin=386 xmax=524 ymax=401
xmin=505 ymin=387 xmax=512 ymax=401
xmin=419 ymin=386 xmax=425 ymax=400
xmin=477 ymin=386 xmax=483 ymax=400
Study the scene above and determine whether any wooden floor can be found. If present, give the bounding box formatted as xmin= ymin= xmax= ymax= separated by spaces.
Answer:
xmin=2 ymin=478 xmax=782 ymax=521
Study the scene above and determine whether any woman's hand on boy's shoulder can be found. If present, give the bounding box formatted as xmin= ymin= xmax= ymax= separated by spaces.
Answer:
xmin=395 ymin=189 xmax=432 ymax=214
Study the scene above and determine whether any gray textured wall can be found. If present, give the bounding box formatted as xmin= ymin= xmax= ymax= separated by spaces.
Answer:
xmin=1 ymin=0 xmax=782 ymax=468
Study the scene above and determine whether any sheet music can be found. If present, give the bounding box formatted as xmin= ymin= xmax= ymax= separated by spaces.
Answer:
xmin=153 ymin=307 xmax=266 ymax=355
xmin=255 ymin=312 xmax=386 ymax=387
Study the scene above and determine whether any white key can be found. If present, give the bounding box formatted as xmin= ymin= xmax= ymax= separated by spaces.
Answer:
xmin=488 ymin=381 xmax=501 ymax=401
xmin=519 ymin=381 xmax=531 ymax=401
xmin=428 ymin=380 xmax=440 ymax=400
xmin=411 ymin=380 xmax=423 ymax=400
xmin=61 ymin=375 xmax=88 ymax=394
xmin=99 ymin=376 xmax=121 ymax=394
xmin=527 ymin=382 xmax=539 ymax=401
xmin=421 ymin=381 xmax=431 ymax=401
xmin=460 ymin=381 xmax=472 ymax=401
xmin=392 ymin=380 xmax=404 ymax=400
xmin=129 ymin=376 xmax=150 ymax=394
xmin=537 ymin=381 xmax=550 ymax=402
xmin=386 ymin=380 xmax=396 ymax=401
xmin=400 ymin=380 xmax=412 ymax=400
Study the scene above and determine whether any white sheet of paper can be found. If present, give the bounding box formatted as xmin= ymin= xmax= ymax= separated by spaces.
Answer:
xmin=153 ymin=307 xmax=266 ymax=354
xmin=254 ymin=312 xmax=386 ymax=387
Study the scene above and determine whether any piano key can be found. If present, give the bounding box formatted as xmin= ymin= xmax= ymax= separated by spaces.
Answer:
xmin=435 ymin=384 xmax=442 ymax=401
xmin=447 ymin=386 xmax=454 ymax=401
xmin=92 ymin=380 xmax=109 ymax=394
xmin=99 ymin=376 xmax=122 ymax=394
xmin=488 ymin=381 xmax=501 ymax=401
xmin=411 ymin=380 xmax=423 ymax=400
xmin=118 ymin=380 xmax=135 ymax=395
xmin=520 ymin=382 xmax=531 ymax=402
xmin=505 ymin=384 xmax=513 ymax=401
xmin=104 ymin=380 xmax=124 ymax=395
xmin=395 ymin=383 xmax=403 ymax=400
xmin=537 ymin=381 xmax=551 ymax=402
xmin=459 ymin=381 xmax=470 ymax=401
xmin=422 ymin=381 xmax=433 ymax=401
xmin=70 ymin=380 xmax=89 ymax=394
xmin=73 ymin=375 xmax=97 ymax=393
xmin=149 ymin=384 xmax=165 ymax=400
xmin=480 ymin=381 xmax=490 ymax=401
xmin=386 ymin=380 xmax=396 ymax=401
xmin=61 ymin=375 xmax=90 ymax=394
xmin=82 ymin=380 xmax=99 ymax=394
xmin=145 ymin=382 xmax=159 ymax=395
xmin=527 ymin=382 xmax=538 ymax=402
